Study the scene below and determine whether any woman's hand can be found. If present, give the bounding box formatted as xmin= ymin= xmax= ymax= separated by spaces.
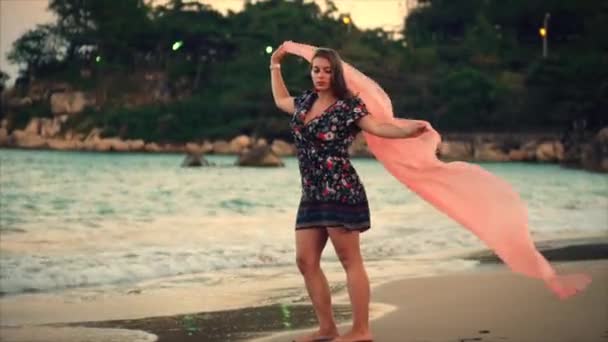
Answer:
xmin=405 ymin=122 xmax=428 ymax=138
xmin=270 ymin=43 xmax=288 ymax=64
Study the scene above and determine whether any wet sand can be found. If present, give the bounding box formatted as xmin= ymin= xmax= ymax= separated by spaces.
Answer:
xmin=1 ymin=241 xmax=606 ymax=342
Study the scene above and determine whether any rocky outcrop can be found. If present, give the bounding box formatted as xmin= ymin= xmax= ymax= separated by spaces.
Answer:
xmin=580 ymin=128 xmax=608 ymax=173
xmin=271 ymin=139 xmax=296 ymax=156
xmin=0 ymin=128 xmax=9 ymax=146
xmin=1 ymin=115 xmax=604 ymax=173
xmin=438 ymin=141 xmax=474 ymax=161
xmin=536 ymin=141 xmax=564 ymax=162
xmin=236 ymin=145 xmax=284 ymax=167
xmin=11 ymin=130 xmax=48 ymax=149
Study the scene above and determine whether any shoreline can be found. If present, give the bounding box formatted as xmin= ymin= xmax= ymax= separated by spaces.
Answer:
xmin=1 ymin=236 xmax=606 ymax=342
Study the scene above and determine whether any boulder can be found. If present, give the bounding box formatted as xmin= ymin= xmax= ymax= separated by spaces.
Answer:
xmin=0 ymin=128 xmax=9 ymax=146
xmin=40 ymin=118 xmax=62 ymax=138
xmin=24 ymin=118 xmax=41 ymax=135
xmin=11 ymin=130 xmax=47 ymax=149
xmin=581 ymin=127 xmax=608 ymax=173
xmin=271 ymin=139 xmax=296 ymax=156
xmin=212 ymin=140 xmax=232 ymax=154
xmin=255 ymin=138 xmax=268 ymax=147
xmin=181 ymin=153 xmax=210 ymax=167
xmin=474 ymin=143 xmax=509 ymax=162
xmin=144 ymin=142 xmax=162 ymax=152
xmin=536 ymin=141 xmax=564 ymax=162
xmin=128 ymin=139 xmax=145 ymax=151
xmin=50 ymin=91 xmax=93 ymax=115
xmin=230 ymin=135 xmax=251 ymax=153
xmin=47 ymin=138 xmax=80 ymax=150
xmin=236 ymin=145 xmax=284 ymax=167
xmin=508 ymin=149 xmax=528 ymax=162
xmin=95 ymin=138 xmax=130 ymax=152
xmin=438 ymin=141 xmax=473 ymax=160
xmin=185 ymin=142 xmax=202 ymax=155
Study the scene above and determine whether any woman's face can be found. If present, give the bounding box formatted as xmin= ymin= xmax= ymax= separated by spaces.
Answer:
xmin=311 ymin=57 xmax=332 ymax=92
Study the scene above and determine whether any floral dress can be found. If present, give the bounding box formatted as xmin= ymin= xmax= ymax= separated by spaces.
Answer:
xmin=290 ymin=90 xmax=371 ymax=232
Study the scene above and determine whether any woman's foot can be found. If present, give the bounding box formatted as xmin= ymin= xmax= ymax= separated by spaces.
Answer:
xmin=292 ymin=328 xmax=339 ymax=342
xmin=330 ymin=330 xmax=373 ymax=342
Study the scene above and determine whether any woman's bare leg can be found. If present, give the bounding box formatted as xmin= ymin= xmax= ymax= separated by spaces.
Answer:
xmin=328 ymin=228 xmax=372 ymax=342
xmin=293 ymin=228 xmax=338 ymax=341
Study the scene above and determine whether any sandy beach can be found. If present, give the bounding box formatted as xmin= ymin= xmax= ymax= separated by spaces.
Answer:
xmin=1 ymin=241 xmax=606 ymax=342
xmin=257 ymin=259 xmax=608 ymax=342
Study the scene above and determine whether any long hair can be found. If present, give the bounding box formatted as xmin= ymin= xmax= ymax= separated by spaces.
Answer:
xmin=311 ymin=48 xmax=353 ymax=100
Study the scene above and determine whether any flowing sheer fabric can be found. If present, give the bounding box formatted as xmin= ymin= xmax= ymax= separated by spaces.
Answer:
xmin=283 ymin=41 xmax=591 ymax=299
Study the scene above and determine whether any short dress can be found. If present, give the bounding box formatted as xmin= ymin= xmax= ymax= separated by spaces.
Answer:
xmin=290 ymin=90 xmax=371 ymax=232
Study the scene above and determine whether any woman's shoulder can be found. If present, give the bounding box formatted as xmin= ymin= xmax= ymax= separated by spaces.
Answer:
xmin=342 ymin=93 xmax=365 ymax=108
xmin=294 ymin=89 xmax=315 ymax=106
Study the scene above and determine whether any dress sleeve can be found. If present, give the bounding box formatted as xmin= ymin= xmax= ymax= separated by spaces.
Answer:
xmin=345 ymin=96 xmax=370 ymax=127
xmin=294 ymin=90 xmax=313 ymax=111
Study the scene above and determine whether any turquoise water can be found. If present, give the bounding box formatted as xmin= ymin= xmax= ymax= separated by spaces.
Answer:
xmin=1 ymin=149 xmax=606 ymax=298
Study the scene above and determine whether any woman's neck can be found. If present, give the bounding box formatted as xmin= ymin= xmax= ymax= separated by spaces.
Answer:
xmin=316 ymin=89 xmax=336 ymax=102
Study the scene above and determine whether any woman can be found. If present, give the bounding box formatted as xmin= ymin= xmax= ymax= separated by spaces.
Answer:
xmin=270 ymin=43 xmax=426 ymax=342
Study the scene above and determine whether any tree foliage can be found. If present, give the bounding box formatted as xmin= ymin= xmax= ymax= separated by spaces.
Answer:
xmin=5 ymin=0 xmax=607 ymax=142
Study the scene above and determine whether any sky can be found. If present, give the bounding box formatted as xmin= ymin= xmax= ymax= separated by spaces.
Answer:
xmin=0 ymin=0 xmax=414 ymax=84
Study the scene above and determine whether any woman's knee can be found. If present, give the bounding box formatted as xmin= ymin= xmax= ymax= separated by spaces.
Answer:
xmin=296 ymin=254 xmax=321 ymax=275
xmin=334 ymin=248 xmax=362 ymax=270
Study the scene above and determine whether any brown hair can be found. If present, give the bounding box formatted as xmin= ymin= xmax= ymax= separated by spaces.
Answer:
xmin=311 ymin=48 xmax=353 ymax=100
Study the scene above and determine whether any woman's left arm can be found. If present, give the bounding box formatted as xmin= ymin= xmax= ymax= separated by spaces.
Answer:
xmin=357 ymin=115 xmax=427 ymax=139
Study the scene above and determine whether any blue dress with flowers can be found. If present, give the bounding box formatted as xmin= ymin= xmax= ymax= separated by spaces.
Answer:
xmin=290 ymin=90 xmax=371 ymax=232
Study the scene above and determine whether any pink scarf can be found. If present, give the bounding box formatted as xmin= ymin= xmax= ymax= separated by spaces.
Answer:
xmin=283 ymin=41 xmax=591 ymax=299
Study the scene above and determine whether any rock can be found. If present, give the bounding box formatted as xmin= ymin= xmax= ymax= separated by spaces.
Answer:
xmin=24 ymin=118 xmax=41 ymax=135
xmin=230 ymin=135 xmax=251 ymax=153
xmin=581 ymin=127 xmax=608 ymax=173
xmin=47 ymin=138 xmax=79 ymax=150
xmin=255 ymin=138 xmax=268 ymax=147
xmin=12 ymin=130 xmax=47 ymax=149
xmin=536 ymin=141 xmax=564 ymax=162
xmin=438 ymin=141 xmax=473 ymax=160
xmin=128 ymin=139 xmax=145 ymax=151
xmin=144 ymin=142 xmax=162 ymax=152
xmin=40 ymin=118 xmax=62 ymax=138
xmin=94 ymin=138 xmax=130 ymax=152
xmin=185 ymin=142 xmax=202 ymax=154
xmin=271 ymin=139 xmax=296 ymax=156
xmin=160 ymin=144 xmax=185 ymax=153
xmin=236 ymin=145 xmax=284 ymax=167
xmin=212 ymin=140 xmax=232 ymax=154
xmin=474 ymin=143 xmax=509 ymax=162
xmin=0 ymin=128 xmax=9 ymax=146
xmin=50 ymin=91 xmax=93 ymax=115
xmin=201 ymin=140 xmax=213 ymax=153
xmin=181 ymin=153 xmax=210 ymax=167
xmin=85 ymin=128 xmax=102 ymax=142
xmin=508 ymin=149 xmax=528 ymax=161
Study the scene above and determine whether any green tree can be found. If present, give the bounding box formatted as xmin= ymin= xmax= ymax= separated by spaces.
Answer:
xmin=7 ymin=24 xmax=67 ymax=77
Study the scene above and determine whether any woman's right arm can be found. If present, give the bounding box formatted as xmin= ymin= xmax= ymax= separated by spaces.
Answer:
xmin=270 ymin=44 xmax=295 ymax=114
